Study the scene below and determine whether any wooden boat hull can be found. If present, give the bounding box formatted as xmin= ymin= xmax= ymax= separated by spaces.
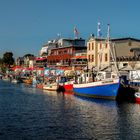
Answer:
xmin=43 ymin=83 xmax=59 ymax=91
xmin=36 ymin=84 xmax=43 ymax=89
xmin=59 ymin=81 xmax=73 ymax=92
xmin=135 ymin=92 xmax=140 ymax=103
xmin=23 ymin=79 xmax=32 ymax=84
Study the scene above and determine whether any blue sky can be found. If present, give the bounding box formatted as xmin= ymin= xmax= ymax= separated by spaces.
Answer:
xmin=0 ymin=0 xmax=140 ymax=58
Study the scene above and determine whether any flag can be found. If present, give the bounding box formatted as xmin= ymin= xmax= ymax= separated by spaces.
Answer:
xmin=97 ymin=22 xmax=102 ymax=37
xmin=74 ymin=27 xmax=78 ymax=39
xmin=107 ymin=24 xmax=110 ymax=39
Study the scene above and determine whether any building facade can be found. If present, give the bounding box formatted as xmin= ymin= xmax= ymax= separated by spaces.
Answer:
xmin=87 ymin=36 xmax=140 ymax=70
xmin=40 ymin=39 xmax=58 ymax=56
xmin=47 ymin=38 xmax=87 ymax=69
xmin=87 ymin=35 xmax=110 ymax=70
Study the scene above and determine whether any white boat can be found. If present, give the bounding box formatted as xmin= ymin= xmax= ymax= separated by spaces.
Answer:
xmin=129 ymin=70 xmax=140 ymax=86
xmin=11 ymin=79 xmax=20 ymax=83
xmin=2 ymin=77 xmax=10 ymax=81
xmin=43 ymin=82 xmax=59 ymax=91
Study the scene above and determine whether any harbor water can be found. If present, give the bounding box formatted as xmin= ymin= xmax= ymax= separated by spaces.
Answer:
xmin=0 ymin=80 xmax=140 ymax=140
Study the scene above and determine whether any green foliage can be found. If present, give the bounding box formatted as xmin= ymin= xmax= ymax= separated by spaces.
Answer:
xmin=1 ymin=66 xmax=6 ymax=73
xmin=2 ymin=52 xmax=15 ymax=67
xmin=0 ymin=58 xmax=3 ymax=65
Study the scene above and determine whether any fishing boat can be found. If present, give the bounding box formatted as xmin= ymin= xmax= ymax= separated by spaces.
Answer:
xmin=60 ymin=81 xmax=74 ymax=92
xmin=73 ymin=71 xmax=120 ymax=100
xmin=73 ymin=24 xmax=122 ymax=100
xmin=58 ymin=76 xmax=74 ymax=92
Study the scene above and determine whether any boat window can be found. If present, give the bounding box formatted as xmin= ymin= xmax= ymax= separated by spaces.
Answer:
xmin=106 ymin=72 xmax=111 ymax=78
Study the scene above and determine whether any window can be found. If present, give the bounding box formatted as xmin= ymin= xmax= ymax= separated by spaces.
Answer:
xmin=92 ymin=55 xmax=94 ymax=62
xmin=106 ymin=43 xmax=108 ymax=48
xmin=89 ymin=43 xmax=91 ymax=50
xmin=128 ymin=41 xmax=132 ymax=46
xmin=58 ymin=51 xmax=62 ymax=54
xmin=92 ymin=43 xmax=94 ymax=50
xmin=88 ymin=43 xmax=90 ymax=50
xmin=100 ymin=43 xmax=102 ymax=49
xmin=123 ymin=63 xmax=128 ymax=67
xmin=54 ymin=51 xmax=57 ymax=55
xmin=105 ymin=53 xmax=108 ymax=61
xmin=64 ymin=50 xmax=67 ymax=54
xmin=70 ymin=48 xmax=72 ymax=54
xmin=100 ymin=55 xmax=102 ymax=62
xmin=88 ymin=55 xmax=90 ymax=62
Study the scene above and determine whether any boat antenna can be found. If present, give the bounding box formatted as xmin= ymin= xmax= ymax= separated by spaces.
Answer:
xmin=57 ymin=33 xmax=61 ymax=39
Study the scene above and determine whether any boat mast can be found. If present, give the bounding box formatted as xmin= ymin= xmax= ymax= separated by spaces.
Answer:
xmin=107 ymin=24 xmax=120 ymax=76
xmin=97 ymin=22 xmax=102 ymax=72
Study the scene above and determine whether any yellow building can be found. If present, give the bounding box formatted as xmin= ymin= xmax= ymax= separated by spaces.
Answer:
xmin=87 ymin=35 xmax=110 ymax=70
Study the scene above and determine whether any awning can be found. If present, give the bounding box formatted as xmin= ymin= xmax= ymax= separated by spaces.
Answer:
xmin=11 ymin=66 xmax=23 ymax=71
xmin=36 ymin=57 xmax=47 ymax=61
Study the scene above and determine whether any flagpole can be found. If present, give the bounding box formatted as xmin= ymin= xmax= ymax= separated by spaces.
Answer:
xmin=97 ymin=22 xmax=101 ymax=38
xmin=107 ymin=24 xmax=110 ymax=40
xmin=74 ymin=27 xmax=78 ymax=39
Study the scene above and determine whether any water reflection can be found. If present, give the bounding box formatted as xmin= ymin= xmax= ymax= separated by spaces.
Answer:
xmin=0 ymin=80 xmax=140 ymax=139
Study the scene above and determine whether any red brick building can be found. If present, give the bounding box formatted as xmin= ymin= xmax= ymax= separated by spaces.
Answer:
xmin=47 ymin=38 xmax=87 ymax=69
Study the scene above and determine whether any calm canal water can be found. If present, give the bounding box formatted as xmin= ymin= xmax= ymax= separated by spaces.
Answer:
xmin=0 ymin=80 xmax=140 ymax=140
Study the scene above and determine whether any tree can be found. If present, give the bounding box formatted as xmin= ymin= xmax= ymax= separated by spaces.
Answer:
xmin=2 ymin=52 xmax=15 ymax=67
xmin=0 ymin=58 xmax=3 ymax=65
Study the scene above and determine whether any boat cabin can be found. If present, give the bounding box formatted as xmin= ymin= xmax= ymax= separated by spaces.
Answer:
xmin=76 ymin=71 xmax=118 ymax=84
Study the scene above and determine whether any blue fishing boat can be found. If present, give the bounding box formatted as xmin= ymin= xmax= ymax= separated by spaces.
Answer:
xmin=73 ymin=71 xmax=120 ymax=100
